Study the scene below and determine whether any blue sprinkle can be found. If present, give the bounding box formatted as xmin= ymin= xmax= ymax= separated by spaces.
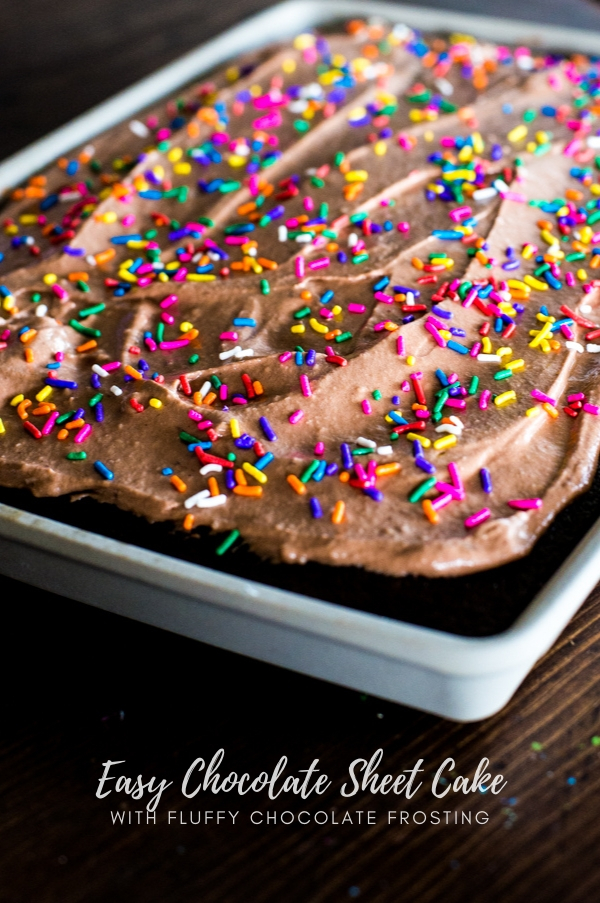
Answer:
xmin=341 ymin=443 xmax=353 ymax=470
xmin=373 ymin=276 xmax=390 ymax=292
xmin=480 ymin=468 xmax=493 ymax=494
xmin=255 ymin=452 xmax=274 ymax=471
xmin=447 ymin=340 xmax=469 ymax=355
xmin=312 ymin=460 xmax=327 ymax=482
xmin=226 ymin=470 xmax=236 ymax=490
xmin=45 ymin=378 xmax=78 ymax=390
xmin=415 ymin=456 xmax=436 ymax=474
xmin=432 ymin=230 xmax=463 ymax=240
xmin=162 ymin=467 xmax=173 ymax=476
xmin=320 ymin=290 xmax=335 ymax=304
xmin=310 ymin=497 xmax=323 ymax=518
xmin=95 ymin=403 xmax=105 ymax=423
xmin=233 ymin=318 xmax=256 ymax=327
xmin=388 ymin=411 xmax=408 ymax=425
xmin=432 ymin=305 xmax=452 ymax=319
xmin=258 ymin=416 xmax=277 ymax=442
xmin=325 ymin=462 xmax=338 ymax=476
xmin=94 ymin=461 xmax=114 ymax=480
xmin=306 ymin=349 xmax=316 ymax=367
xmin=363 ymin=487 xmax=384 ymax=502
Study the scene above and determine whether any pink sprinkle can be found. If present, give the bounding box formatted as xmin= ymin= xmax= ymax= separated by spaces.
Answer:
xmin=252 ymin=112 xmax=282 ymax=130
xmin=121 ymin=215 xmax=136 ymax=226
xmin=397 ymin=222 xmax=410 ymax=233
xmin=507 ymin=498 xmax=543 ymax=510
xmin=447 ymin=462 xmax=464 ymax=496
xmin=465 ymin=508 xmax=491 ymax=529
xmin=137 ymin=277 xmax=153 ymax=288
xmin=220 ymin=331 xmax=238 ymax=341
xmin=74 ymin=424 xmax=92 ymax=444
xmin=447 ymin=373 xmax=458 ymax=383
xmin=445 ymin=398 xmax=466 ymax=410
xmin=219 ymin=385 xmax=228 ymax=401
xmin=470 ymin=342 xmax=482 ymax=358
xmin=374 ymin=291 xmax=393 ymax=304
xmin=248 ymin=175 xmax=260 ymax=197
xmin=435 ymin=480 xmax=464 ymax=501
xmin=136 ymin=264 xmax=154 ymax=275
xmin=479 ymin=389 xmax=491 ymax=410
xmin=449 ymin=206 xmax=471 ymax=222
xmin=289 ymin=409 xmax=304 ymax=424
xmin=300 ymin=374 xmax=312 ymax=397
xmin=425 ymin=320 xmax=446 ymax=347
xmin=565 ymin=272 xmax=576 ymax=287
xmin=354 ymin=463 xmax=368 ymax=482
xmin=52 ymin=284 xmax=68 ymax=301
xmin=561 ymin=324 xmax=575 ymax=340
xmin=161 ymin=313 xmax=175 ymax=325
xmin=401 ymin=380 xmax=411 ymax=392
xmin=568 ymin=393 xmax=585 ymax=402
xmin=196 ymin=420 xmax=213 ymax=430
xmin=531 ymin=389 xmax=556 ymax=406
xmin=41 ymin=411 xmax=59 ymax=436
xmin=55 ymin=351 xmax=64 ymax=362
xmin=397 ymin=335 xmax=405 ymax=356
xmin=159 ymin=339 xmax=189 ymax=350
xmin=172 ymin=268 xmax=188 ymax=282
xmin=315 ymin=441 xmax=325 ymax=455
xmin=583 ymin=403 xmax=600 ymax=415
xmin=440 ymin=137 xmax=455 ymax=147
xmin=308 ymin=257 xmax=330 ymax=271
xmin=431 ymin=492 xmax=454 ymax=511
xmin=103 ymin=362 xmax=121 ymax=371
xmin=320 ymin=308 xmax=334 ymax=319
xmin=348 ymin=303 xmax=366 ymax=314
xmin=462 ymin=287 xmax=478 ymax=308
xmin=225 ymin=236 xmax=248 ymax=245
xmin=159 ymin=294 xmax=178 ymax=309
xmin=303 ymin=196 xmax=314 ymax=212
xmin=279 ymin=351 xmax=293 ymax=363
xmin=362 ymin=400 xmax=372 ymax=415
xmin=188 ymin=410 xmax=202 ymax=421
xmin=295 ymin=256 xmax=305 ymax=279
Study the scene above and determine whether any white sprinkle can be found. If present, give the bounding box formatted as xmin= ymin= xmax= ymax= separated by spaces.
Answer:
xmin=86 ymin=255 xmax=97 ymax=267
xmin=434 ymin=77 xmax=453 ymax=96
xmin=247 ymin=247 xmax=257 ymax=257
xmin=35 ymin=304 xmax=48 ymax=317
xmin=586 ymin=343 xmax=600 ymax=352
xmin=235 ymin=348 xmax=254 ymax=359
xmin=492 ymin=178 xmax=510 ymax=194
xmin=472 ymin=187 xmax=497 ymax=202
xmin=377 ymin=445 xmax=393 ymax=455
xmin=357 ymin=436 xmax=377 ymax=448
xmin=83 ymin=144 xmax=95 ymax=157
xmin=435 ymin=424 xmax=462 ymax=436
xmin=196 ymin=494 xmax=227 ymax=509
xmin=348 ymin=232 xmax=358 ymax=248
xmin=477 ymin=353 xmax=502 ymax=362
xmin=184 ymin=489 xmax=210 ymax=509
xmin=566 ymin=341 xmax=584 ymax=353
xmin=110 ymin=385 xmax=123 ymax=396
xmin=580 ymin=304 xmax=592 ymax=313
xmin=198 ymin=381 xmax=211 ymax=400
xmin=92 ymin=364 xmax=109 ymax=377
xmin=587 ymin=136 xmax=600 ymax=148
xmin=295 ymin=234 xmax=312 ymax=243
xmin=278 ymin=225 xmax=288 ymax=242
xmin=200 ymin=463 xmax=223 ymax=475
xmin=404 ymin=291 xmax=415 ymax=305
xmin=219 ymin=347 xmax=239 ymax=360
xmin=129 ymin=119 xmax=149 ymax=138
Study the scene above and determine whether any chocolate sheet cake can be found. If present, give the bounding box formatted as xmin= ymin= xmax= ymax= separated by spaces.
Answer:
xmin=2 ymin=18 xmax=600 ymax=628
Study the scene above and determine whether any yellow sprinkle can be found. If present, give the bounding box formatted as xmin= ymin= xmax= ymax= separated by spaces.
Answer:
xmin=282 ymin=58 xmax=296 ymax=74
xmin=2 ymin=295 xmax=16 ymax=311
xmin=158 ymin=272 xmax=169 ymax=282
xmin=173 ymin=162 xmax=191 ymax=175
xmin=43 ymin=273 xmax=57 ymax=285
xmin=521 ymin=245 xmax=536 ymax=260
xmin=167 ymin=147 xmax=183 ymax=162
xmin=149 ymin=398 xmax=162 ymax=409
xmin=507 ymin=279 xmax=530 ymax=291
xmin=180 ymin=321 xmax=194 ymax=333
xmin=185 ymin=274 xmax=216 ymax=282
xmin=529 ymin=321 xmax=552 ymax=348
xmin=243 ymin=462 xmax=267 ymax=484
xmin=291 ymin=324 xmax=306 ymax=334
xmin=524 ymin=274 xmax=549 ymax=291
xmin=10 ymin=394 xmax=24 ymax=406
xmin=496 ymin=346 xmax=513 ymax=358
xmin=345 ymin=170 xmax=369 ymax=182
xmin=406 ymin=355 xmax=416 ymax=366
xmin=374 ymin=141 xmax=387 ymax=157
xmin=536 ymin=313 xmax=555 ymax=323
xmin=433 ymin=434 xmax=457 ymax=451
xmin=331 ymin=305 xmax=342 ymax=316
xmin=481 ymin=336 xmax=492 ymax=354
xmin=35 ymin=386 xmax=52 ymax=402
xmin=577 ymin=268 xmax=588 ymax=281
xmin=444 ymin=169 xmax=476 ymax=182
xmin=406 ymin=433 xmax=431 ymax=447
xmin=525 ymin=406 xmax=541 ymax=418
xmin=507 ymin=124 xmax=528 ymax=143
xmin=309 ymin=317 xmax=328 ymax=334
xmin=0 ymin=418 xmax=5 ymax=435
xmin=230 ymin=418 xmax=241 ymax=439
xmin=540 ymin=229 xmax=556 ymax=246
xmin=494 ymin=390 xmax=517 ymax=407
xmin=505 ymin=358 xmax=525 ymax=371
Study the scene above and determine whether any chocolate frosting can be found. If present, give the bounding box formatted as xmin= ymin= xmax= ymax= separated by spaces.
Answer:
xmin=1 ymin=23 xmax=600 ymax=577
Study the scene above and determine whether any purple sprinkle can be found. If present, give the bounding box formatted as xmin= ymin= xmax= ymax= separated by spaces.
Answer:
xmin=310 ymin=497 xmax=323 ymax=518
xmin=363 ymin=487 xmax=384 ymax=502
xmin=480 ymin=468 xmax=493 ymax=494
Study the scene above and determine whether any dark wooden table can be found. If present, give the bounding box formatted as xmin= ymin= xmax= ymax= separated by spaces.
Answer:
xmin=2 ymin=2 xmax=600 ymax=901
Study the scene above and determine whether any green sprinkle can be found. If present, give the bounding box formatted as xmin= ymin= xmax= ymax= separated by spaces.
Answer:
xmin=78 ymin=303 xmax=105 ymax=319
xmin=300 ymin=460 xmax=320 ymax=483
xmin=293 ymin=120 xmax=310 ymax=133
xmin=294 ymin=306 xmax=311 ymax=319
xmin=591 ymin=736 xmax=600 ymax=747
xmin=494 ymin=369 xmax=512 ymax=380
xmin=197 ymin=217 xmax=214 ymax=227
xmin=372 ymin=389 xmax=382 ymax=401
xmin=588 ymin=210 xmax=600 ymax=225
xmin=352 ymin=447 xmax=372 ymax=456
xmin=531 ymin=741 xmax=544 ymax=752
xmin=179 ymin=431 xmax=198 ymax=444
xmin=156 ymin=322 xmax=165 ymax=343
xmin=349 ymin=212 xmax=368 ymax=224
xmin=77 ymin=280 xmax=90 ymax=293
xmin=565 ymin=252 xmax=586 ymax=262
xmin=88 ymin=393 xmax=103 ymax=407
xmin=66 ymin=451 xmax=87 ymax=460
xmin=322 ymin=229 xmax=337 ymax=239
xmin=468 ymin=376 xmax=479 ymax=395
xmin=227 ymin=452 xmax=236 ymax=462
xmin=523 ymin=109 xmax=536 ymax=122
xmin=352 ymin=253 xmax=369 ymax=265
xmin=210 ymin=374 xmax=222 ymax=389
xmin=390 ymin=432 xmax=399 ymax=440
xmin=260 ymin=279 xmax=270 ymax=295
xmin=258 ymin=215 xmax=271 ymax=228
xmin=68 ymin=320 xmax=101 ymax=338
xmin=319 ymin=202 xmax=328 ymax=218
xmin=311 ymin=177 xmax=325 ymax=188
xmin=189 ymin=354 xmax=200 ymax=364
xmin=408 ymin=477 xmax=436 ymax=504
xmin=457 ymin=281 xmax=472 ymax=300
xmin=216 ymin=529 xmax=240 ymax=556
xmin=334 ymin=152 xmax=345 ymax=166
xmin=218 ymin=181 xmax=241 ymax=194
xmin=31 ymin=292 xmax=41 ymax=302
xmin=335 ymin=331 xmax=353 ymax=343
xmin=56 ymin=412 xmax=73 ymax=425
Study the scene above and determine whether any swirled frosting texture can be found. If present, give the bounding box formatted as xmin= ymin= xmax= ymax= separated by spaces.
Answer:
xmin=2 ymin=22 xmax=600 ymax=576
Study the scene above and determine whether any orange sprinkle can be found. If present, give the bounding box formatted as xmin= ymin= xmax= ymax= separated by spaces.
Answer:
xmin=170 ymin=474 xmax=187 ymax=493
xmin=331 ymin=500 xmax=346 ymax=524
xmin=411 ymin=257 xmax=424 ymax=270
xmin=286 ymin=474 xmax=306 ymax=495
xmin=235 ymin=468 xmax=248 ymax=486
xmin=252 ymin=380 xmax=264 ymax=396
xmin=66 ymin=418 xmax=85 ymax=430
xmin=565 ymin=188 xmax=583 ymax=201
xmin=24 ymin=348 xmax=34 ymax=363
xmin=300 ymin=290 xmax=312 ymax=301
xmin=19 ymin=329 xmax=37 ymax=344
xmin=257 ymin=258 xmax=277 ymax=270
xmin=203 ymin=391 xmax=217 ymax=406
xmin=57 ymin=428 xmax=69 ymax=441
xmin=94 ymin=248 xmax=116 ymax=265
xmin=237 ymin=202 xmax=256 ymax=216
xmin=375 ymin=462 xmax=401 ymax=477
xmin=32 ymin=404 xmax=55 ymax=416
xmin=124 ymin=365 xmax=143 ymax=380
xmin=422 ymin=499 xmax=439 ymax=524
xmin=185 ymin=328 xmax=199 ymax=341
xmin=233 ymin=485 xmax=262 ymax=498
xmin=325 ymin=328 xmax=342 ymax=340
xmin=339 ymin=471 xmax=350 ymax=483
xmin=76 ymin=340 xmax=98 ymax=353
xmin=68 ymin=272 xmax=89 ymax=282
xmin=207 ymin=476 xmax=219 ymax=497
xmin=17 ymin=400 xmax=31 ymax=420
xmin=183 ymin=513 xmax=195 ymax=531
xmin=542 ymin=402 xmax=559 ymax=419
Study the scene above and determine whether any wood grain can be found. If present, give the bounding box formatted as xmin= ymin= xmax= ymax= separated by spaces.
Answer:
xmin=2 ymin=1 xmax=600 ymax=900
